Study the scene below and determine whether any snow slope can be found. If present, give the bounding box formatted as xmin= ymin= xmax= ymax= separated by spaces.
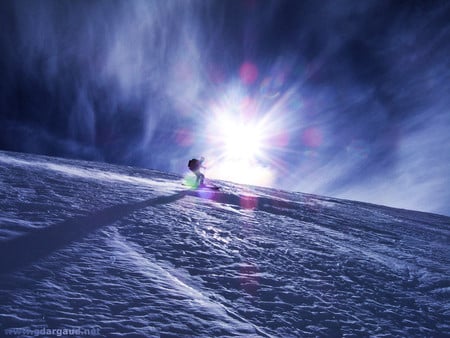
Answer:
xmin=0 ymin=150 xmax=449 ymax=337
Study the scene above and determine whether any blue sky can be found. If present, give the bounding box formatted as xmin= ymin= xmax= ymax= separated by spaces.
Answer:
xmin=0 ymin=0 xmax=449 ymax=215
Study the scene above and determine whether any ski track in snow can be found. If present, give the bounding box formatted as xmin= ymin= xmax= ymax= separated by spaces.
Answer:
xmin=0 ymin=150 xmax=449 ymax=337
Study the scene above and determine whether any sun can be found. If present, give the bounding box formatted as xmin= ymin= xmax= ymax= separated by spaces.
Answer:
xmin=207 ymin=105 xmax=269 ymax=164
xmin=201 ymin=100 xmax=280 ymax=186
xmin=194 ymin=81 xmax=295 ymax=187
xmin=220 ymin=120 xmax=264 ymax=160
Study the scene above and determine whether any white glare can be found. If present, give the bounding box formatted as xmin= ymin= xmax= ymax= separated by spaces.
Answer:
xmin=222 ymin=122 xmax=263 ymax=160
xmin=201 ymin=87 xmax=289 ymax=187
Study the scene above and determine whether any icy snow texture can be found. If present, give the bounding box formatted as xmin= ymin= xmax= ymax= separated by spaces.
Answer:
xmin=0 ymin=150 xmax=449 ymax=337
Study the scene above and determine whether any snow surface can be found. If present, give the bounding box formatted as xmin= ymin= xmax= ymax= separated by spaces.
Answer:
xmin=0 ymin=150 xmax=449 ymax=337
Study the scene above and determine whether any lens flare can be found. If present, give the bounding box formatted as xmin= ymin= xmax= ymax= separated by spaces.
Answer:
xmin=240 ymin=194 xmax=258 ymax=210
xmin=191 ymin=63 xmax=303 ymax=187
xmin=239 ymin=62 xmax=259 ymax=85
xmin=175 ymin=128 xmax=193 ymax=147
xmin=346 ymin=139 xmax=370 ymax=160
xmin=301 ymin=127 xmax=323 ymax=148
xmin=183 ymin=173 xmax=199 ymax=189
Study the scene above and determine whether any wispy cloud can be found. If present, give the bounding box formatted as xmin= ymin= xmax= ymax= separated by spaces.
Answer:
xmin=0 ymin=0 xmax=449 ymax=215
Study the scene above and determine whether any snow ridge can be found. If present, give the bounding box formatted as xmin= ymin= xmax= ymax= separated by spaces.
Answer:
xmin=0 ymin=151 xmax=449 ymax=337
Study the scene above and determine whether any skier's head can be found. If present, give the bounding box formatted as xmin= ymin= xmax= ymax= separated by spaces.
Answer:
xmin=188 ymin=158 xmax=199 ymax=171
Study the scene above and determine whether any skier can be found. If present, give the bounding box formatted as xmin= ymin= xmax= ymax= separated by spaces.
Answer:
xmin=188 ymin=156 xmax=205 ymax=187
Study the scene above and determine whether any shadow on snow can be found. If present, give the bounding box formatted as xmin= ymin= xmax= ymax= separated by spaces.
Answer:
xmin=0 ymin=187 xmax=354 ymax=275
xmin=0 ymin=191 xmax=188 ymax=275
